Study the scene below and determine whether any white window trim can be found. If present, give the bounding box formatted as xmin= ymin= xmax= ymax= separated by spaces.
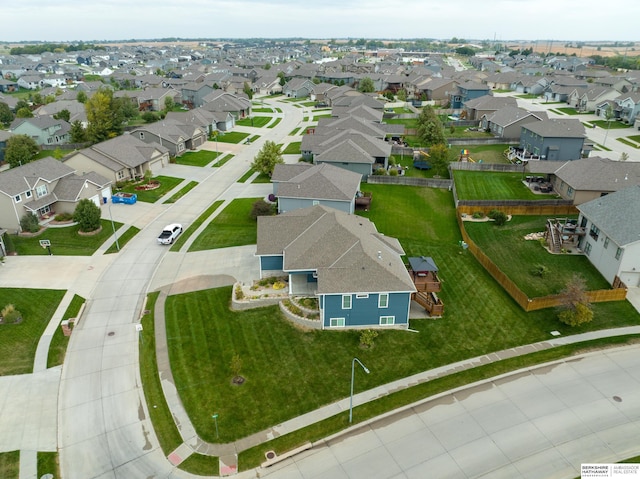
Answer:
xmin=25 ymin=190 xmax=32 ymax=198
xmin=330 ymin=317 xmax=345 ymax=328
xmin=379 ymin=315 xmax=395 ymax=326
xmin=36 ymin=184 xmax=47 ymax=198
xmin=342 ymin=294 xmax=352 ymax=310
xmin=14 ymin=194 xmax=21 ymax=203
xmin=355 ymin=293 xmax=369 ymax=299
xmin=378 ymin=293 xmax=389 ymax=308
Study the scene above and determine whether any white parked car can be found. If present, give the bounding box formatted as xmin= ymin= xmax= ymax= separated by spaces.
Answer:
xmin=157 ymin=223 xmax=182 ymax=245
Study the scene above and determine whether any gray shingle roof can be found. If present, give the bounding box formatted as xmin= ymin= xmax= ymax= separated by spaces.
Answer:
xmin=553 ymin=156 xmax=640 ymax=191
xmin=485 ymin=107 xmax=547 ymax=128
xmin=256 ymin=205 xmax=415 ymax=294
xmin=315 ymin=139 xmax=375 ymax=165
xmin=523 ymin=118 xmax=586 ymax=138
xmin=577 ymin=185 xmax=640 ymax=246
xmin=275 ymin=163 xmax=360 ymax=201
xmin=0 ymin=156 xmax=75 ymax=197
xmin=73 ymin=134 xmax=169 ymax=170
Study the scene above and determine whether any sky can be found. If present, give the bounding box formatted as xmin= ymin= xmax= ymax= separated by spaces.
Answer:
xmin=3 ymin=0 xmax=639 ymax=43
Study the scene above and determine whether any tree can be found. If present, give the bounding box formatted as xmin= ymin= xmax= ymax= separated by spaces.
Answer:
xmin=556 ymin=274 xmax=593 ymax=327
xmin=76 ymin=90 xmax=87 ymax=104
xmin=16 ymin=107 xmax=33 ymax=118
xmin=54 ymin=109 xmax=71 ymax=122
xmin=243 ymin=82 xmax=254 ymax=99
xmin=73 ymin=198 xmax=101 ymax=232
xmin=251 ymin=140 xmax=283 ymax=177
xmin=15 ymin=99 xmax=30 ymax=111
xmin=85 ymin=87 xmax=124 ymax=143
xmin=396 ymin=89 xmax=407 ymax=102
xmin=250 ymin=199 xmax=275 ymax=219
xmin=113 ymin=96 xmax=138 ymax=121
xmin=20 ymin=212 xmax=40 ymax=233
xmin=416 ymin=105 xmax=446 ymax=146
xmin=620 ymin=152 xmax=629 ymax=161
xmin=70 ymin=120 xmax=87 ymax=143
xmin=5 ymin=134 xmax=39 ymax=168
xmin=264 ymin=62 xmax=272 ymax=70
xmin=358 ymin=77 xmax=375 ymax=93
xmin=0 ymin=102 xmax=14 ymax=126
xmin=428 ymin=143 xmax=452 ymax=177
xmin=277 ymin=71 xmax=286 ymax=86
xmin=163 ymin=95 xmax=175 ymax=112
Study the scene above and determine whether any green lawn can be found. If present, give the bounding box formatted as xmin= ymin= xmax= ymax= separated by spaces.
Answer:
xmin=11 ymin=219 xmax=124 ymax=256
xmin=0 ymin=450 xmax=19 ymax=479
xmin=464 ymin=216 xmax=611 ymax=297
xmin=282 ymin=142 xmax=301 ymax=154
xmin=47 ymin=294 xmax=85 ymax=368
xmin=0 ymin=288 xmax=65 ymax=375
xmin=556 ymin=107 xmax=582 ymax=115
xmin=393 ymin=107 xmax=413 ymax=114
xmin=268 ymin=117 xmax=282 ymax=129
xmin=237 ymin=169 xmax=255 ymax=183
xmin=456 ymin=144 xmax=511 ymax=164
xmin=38 ymin=451 xmax=59 ymax=479
xmin=163 ymin=183 xmax=640 ymax=453
xmin=169 ymin=201 xmax=224 ymax=252
xmin=213 ymin=154 xmax=234 ymax=167
xmin=251 ymin=107 xmax=274 ymax=113
xmin=390 ymin=154 xmax=448 ymax=179
xmin=104 ymin=225 xmax=141 ymax=253
xmin=236 ymin=116 xmax=271 ymax=128
xmin=453 ymin=171 xmax=557 ymax=200
xmin=312 ymin=114 xmax=332 ymax=121
xmin=165 ymin=181 xmax=199 ymax=204
xmin=188 ymin=198 xmax=261 ymax=252
xmin=175 ymin=151 xmax=220 ymax=167
xmin=618 ymin=138 xmax=640 ymax=149
xmin=288 ymin=127 xmax=300 ymax=136
xmin=516 ymin=94 xmax=540 ymax=99
xmin=592 ymin=120 xmax=632 ymax=129
xmin=117 ymin=175 xmax=183 ymax=203
xmin=217 ymin=132 xmax=250 ymax=144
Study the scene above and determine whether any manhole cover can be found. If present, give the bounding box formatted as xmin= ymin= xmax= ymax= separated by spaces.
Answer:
xmin=265 ymin=450 xmax=276 ymax=460
xmin=107 ymin=331 xmax=115 ymax=336
xmin=613 ymin=396 xmax=622 ymax=402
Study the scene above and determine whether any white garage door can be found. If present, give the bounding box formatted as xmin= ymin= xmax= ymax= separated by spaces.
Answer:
xmin=101 ymin=186 xmax=112 ymax=202
xmin=90 ymin=195 xmax=100 ymax=207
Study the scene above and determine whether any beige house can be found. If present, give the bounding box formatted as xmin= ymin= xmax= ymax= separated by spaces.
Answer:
xmin=64 ymin=134 xmax=169 ymax=184
xmin=0 ymin=157 xmax=111 ymax=232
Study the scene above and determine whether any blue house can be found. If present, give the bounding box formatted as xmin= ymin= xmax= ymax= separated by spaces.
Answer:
xmin=449 ymin=81 xmax=491 ymax=109
xmin=256 ymin=205 xmax=416 ymax=329
xmin=518 ymin=118 xmax=587 ymax=161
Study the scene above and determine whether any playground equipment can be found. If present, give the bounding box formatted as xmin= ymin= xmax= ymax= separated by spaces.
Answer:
xmin=458 ymin=149 xmax=475 ymax=163
xmin=412 ymin=150 xmax=431 ymax=170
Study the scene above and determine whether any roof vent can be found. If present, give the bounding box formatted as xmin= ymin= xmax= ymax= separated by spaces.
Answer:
xmin=625 ymin=174 xmax=628 ymax=180
xmin=377 ymin=251 xmax=382 ymax=259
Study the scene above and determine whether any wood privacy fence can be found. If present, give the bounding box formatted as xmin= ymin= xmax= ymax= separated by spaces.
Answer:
xmin=366 ymin=175 xmax=453 ymax=189
xmin=456 ymin=213 xmax=627 ymax=312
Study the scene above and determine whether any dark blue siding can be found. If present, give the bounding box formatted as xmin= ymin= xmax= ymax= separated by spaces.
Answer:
xmin=260 ymin=255 xmax=283 ymax=270
xmin=322 ymin=292 xmax=410 ymax=328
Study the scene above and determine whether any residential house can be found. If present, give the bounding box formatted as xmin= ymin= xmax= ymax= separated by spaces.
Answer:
xmin=10 ymin=117 xmax=71 ymax=146
xmin=0 ymin=78 xmax=18 ymax=93
xmin=165 ymin=108 xmax=221 ymax=135
xmin=64 ymin=134 xmax=169 ymax=183
xmin=449 ymin=81 xmax=490 ymax=109
xmin=301 ymin=128 xmax=391 ymax=166
xmin=256 ymin=205 xmax=416 ymax=329
xmin=283 ymin=78 xmax=315 ymax=98
xmin=481 ymin=107 xmax=547 ymax=140
xmin=568 ymin=86 xmax=619 ymax=112
xmin=0 ymin=131 xmax=14 ymax=163
xmin=181 ymin=82 xmax=216 ymax=109
xmin=411 ymin=77 xmax=457 ymax=104
xmin=577 ymin=186 xmax=640 ymax=287
xmin=463 ymin=96 xmax=517 ymax=121
xmin=547 ymin=157 xmax=640 ymax=204
xmin=17 ymin=74 xmax=44 ymax=90
xmin=0 ymin=156 xmax=111 ymax=232
xmin=518 ymin=119 xmax=587 ymax=161
xmin=129 ymin=119 xmax=206 ymax=157
xmin=33 ymin=100 xmax=87 ymax=126
xmin=201 ymin=90 xmax=251 ymax=119
xmin=136 ymin=88 xmax=182 ymax=112
xmin=271 ymin=163 xmax=361 ymax=214
xmin=611 ymin=92 xmax=640 ymax=125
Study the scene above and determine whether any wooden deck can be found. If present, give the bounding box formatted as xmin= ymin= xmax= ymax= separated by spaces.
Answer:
xmin=412 ymin=291 xmax=444 ymax=316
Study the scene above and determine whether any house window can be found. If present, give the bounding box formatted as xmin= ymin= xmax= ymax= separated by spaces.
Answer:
xmin=330 ymin=317 xmax=345 ymax=328
xmin=117 ymin=170 xmax=126 ymax=180
xmin=584 ymin=242 xmax=592 ymax=256
xmin=312 ymin=200 xmax=320 ymax=206
xmin=615 ymin=247 xmax=622 ymax=260
xmin=378 ymin=293 xmax=389 ymax=308
xmin=14 ymin=194 xmax=21 ymax=203
xmin=25 ymin=190 xmax=32 ymax=199
xmin=604 ymin=237 xmax=609 ymax=249
xmin=36 ymin=184 xmax=48 ymax=198
xmin=379 ymin=316 xmax=395 ymax=326
xmin=342 ymin=295 xmax=351 ymax=309
xmin=355 ymin=293 xmax=369 ymax=299
xmin=589 ymin=224 xmax=599 ymax=241
xmin=139 ymin=132 xmax=145 ymax=140
xmin=178 ymin=143 xmax=185 ymax=152
xmin=567 ymin=186 xmax=574 ymax=196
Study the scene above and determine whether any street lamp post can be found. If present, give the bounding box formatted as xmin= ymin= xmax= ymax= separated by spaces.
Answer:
xmin=349 ymin=357 xmax=370 ymax=423
xmin=212 ymin=414 xmax=219 ymax=439
xmin=108 ymin=202 xmax=120 ymax=251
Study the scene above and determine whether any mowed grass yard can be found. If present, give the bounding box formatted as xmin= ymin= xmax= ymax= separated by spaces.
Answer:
xmin=454 ymin=171 xmax=559 ymax=200
xmin=0 ymin=288 xmax=65 ymax=375
xmin=175 ymin=150 xmax=221 ymax=167
xmin=188 ymin=198 xmax=261 ymax=252
xmin=166 ymin=184 xmax=640 ymax=443
xmin=464 ymin=216 xmax=610 ymax=297
xmin=117 ymin=175 xmax=183 ymax=203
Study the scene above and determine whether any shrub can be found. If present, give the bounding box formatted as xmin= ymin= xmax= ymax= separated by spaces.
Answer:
xmin=267 ymin=193 xmax=276 ymax=202
xmin=558 ymin=302 xmax=593 ymax=327
xmin=73 ymin=198 xmax=101 ymax=232
xmin=531 ymin=264 xmax=550 ymax=278
xmin=235 ymin=285 xmax=245 ymax=300
xmin=359 ymin=329 xmax=379 ymax=349
xmin=472 ymin=211 xmax=484 ymax=219
xmin=373 ymin=167 xmax=387 ymax=175
xmin=250 ymin=199 xmax=275 ymax=220
xmin=1 ymin=304 xmax=22 ymax=323
xmin=141 ymin=111 xmax=159 ymax=123
xmin=490 ymin=211 xmax=508 ymax=226
xmin=54 ymin=212 xmax=74 ymax=222
xmin=389 ymin=168 xmax=398 ymax=176
xmin=20 ymin=212 xmax=40 ymax=233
